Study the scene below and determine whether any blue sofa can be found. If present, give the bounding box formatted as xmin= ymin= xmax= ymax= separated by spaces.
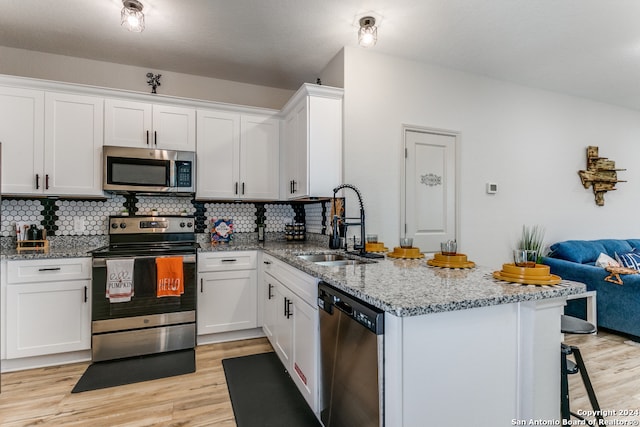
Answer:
xmin=543 ymin=239 xmax=640 ymax=340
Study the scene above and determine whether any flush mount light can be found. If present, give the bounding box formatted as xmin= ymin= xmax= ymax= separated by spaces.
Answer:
xmin=358 ymin=16 xmax=377 ymax=47
xmin=121 ymin=0 xmax=145 ymax=32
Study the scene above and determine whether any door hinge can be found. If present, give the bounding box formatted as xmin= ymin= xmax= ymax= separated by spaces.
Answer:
xmin=405 ymin=148 xmax=408 ymax=158
xmin=404 ymin=223 xmax=407 ymax=233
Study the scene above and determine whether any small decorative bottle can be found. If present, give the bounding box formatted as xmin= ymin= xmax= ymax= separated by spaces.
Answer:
xmin=258 ymin=223 xmax=265 ymax=242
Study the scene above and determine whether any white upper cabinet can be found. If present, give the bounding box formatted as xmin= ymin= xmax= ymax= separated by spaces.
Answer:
xmin=44 ymin=92 xmax=103 ymax=196
xmin=105 ymin=99 xmax=196 ymax=151
xmin=0 ymin=87 xmax=103 ymax=196
xmin=196 ymin=109 xmax=279 ymax=200
xmin=0 ymin=86 xmax=45 ymax=195
xmin=280 ymin=84 xmax=343 ymax=200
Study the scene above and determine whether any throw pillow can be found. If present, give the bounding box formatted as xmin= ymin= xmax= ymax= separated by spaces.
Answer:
xmin=596 ymin=253 xmax=620 ymax=268
xmin=615 ymin=251 xmax=640 ymax=270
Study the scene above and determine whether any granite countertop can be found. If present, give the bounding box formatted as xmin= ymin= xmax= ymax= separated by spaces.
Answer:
xmin=1 ymin=245 xmax=100 ymax=260
xmin=260 ymin=246 xmax=586 ymax=317
xmin=2 ymin=240 xmax=586 ymax=317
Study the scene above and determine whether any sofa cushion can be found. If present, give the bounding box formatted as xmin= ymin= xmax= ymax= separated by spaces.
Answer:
xmin=549 ymin=240 xmax=608 ymax=264
xmin=616 ymin=251 xmax=640 ymax=270
xmin=626 ymin=239 xmax=640 ymax=251
xmin=595 ymin=253 xmax=620 ymax=268
xmin=549 ymin=239 xmax=634 ymax=264
xmin=599 ymin=240 xmax=634 ymax=257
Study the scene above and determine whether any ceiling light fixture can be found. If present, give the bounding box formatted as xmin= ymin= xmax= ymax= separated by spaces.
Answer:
xmin=358 ymin=16 xmax=377 ymax=47
xmin=121 ymin=0 xmax=145 ymax=32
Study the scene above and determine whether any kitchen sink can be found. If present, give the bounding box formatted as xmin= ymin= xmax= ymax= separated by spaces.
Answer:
xmin=297 ymin=254 xmax=368 ymax=266
xmin=297 ymin=254 xmax=349 ymax=262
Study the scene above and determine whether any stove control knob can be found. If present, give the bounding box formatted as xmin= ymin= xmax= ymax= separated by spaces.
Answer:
xmin=187 ymin=222 xmax=193 ymax=228
xmin=179 ymin=222 xmax=186 ymax=228
xmin=111 ymin=223 xmax=118 ymax=229
xmin=119 ymin=223 xmax=127 ymax=229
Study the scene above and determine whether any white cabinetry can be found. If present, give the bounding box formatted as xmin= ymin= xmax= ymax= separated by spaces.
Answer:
xmin=196 ymin=109 xmax=279 ymax=200
xmin=5 ymin=258 xmax=92 ymax=359
xmin=0 ymin=86 xmax=44 ymax=195
xmin=104 ymin=98 xmax=196 ymax=151
xmin=0 ymin=88 xmax=103 ymax=196
xmin=261 ymin=254 xmax=319 ymax=413
xmin=280 ymin=84 xmax=343 ymax=199
xmin=197 ymin=251 xmax=258 ymax=336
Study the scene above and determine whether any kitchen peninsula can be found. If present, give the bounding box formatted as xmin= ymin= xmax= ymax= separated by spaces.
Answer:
xmin=209 ymin=242 xmax=585 ymax=426
xmin=2 ymin=242 xmax=585 ymax=426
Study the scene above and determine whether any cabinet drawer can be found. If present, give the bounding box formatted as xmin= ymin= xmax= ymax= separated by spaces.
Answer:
xmin=198 ymin=251 xmax=257 ymax=272
xmin=7 ymin=258 xmax=92 ymax=284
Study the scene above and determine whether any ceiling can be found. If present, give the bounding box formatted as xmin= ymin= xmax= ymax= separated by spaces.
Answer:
xmin=3 ymin=0 xmax=640 ymax=110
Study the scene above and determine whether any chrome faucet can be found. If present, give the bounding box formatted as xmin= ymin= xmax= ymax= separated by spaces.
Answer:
xmin=331 ymin=184 xmax=366 ymax=255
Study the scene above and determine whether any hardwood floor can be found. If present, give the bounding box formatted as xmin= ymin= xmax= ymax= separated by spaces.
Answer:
xmin=0 ymin=338 xmax=273 ymax=427
xmin=565 ymin=330 xmax=640 ymax=424
xmin=1 ymin=331 xmax=639 ymax=426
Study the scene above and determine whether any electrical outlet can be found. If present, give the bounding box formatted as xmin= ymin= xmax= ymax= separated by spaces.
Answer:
xmin=73 ymin=217 xmax=85 ymax=233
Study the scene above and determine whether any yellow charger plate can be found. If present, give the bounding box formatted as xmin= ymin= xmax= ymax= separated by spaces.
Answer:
xmin=492 ymin=271 xmax=561 ymax=285
xmin=427 ymin=259 xmax=476 ymax=269
xmin=387 ymin=247 xmax=425 ymax=259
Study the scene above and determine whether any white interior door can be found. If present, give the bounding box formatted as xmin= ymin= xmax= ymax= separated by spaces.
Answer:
xmin=404 ymin=129 xmax=457 ymax=252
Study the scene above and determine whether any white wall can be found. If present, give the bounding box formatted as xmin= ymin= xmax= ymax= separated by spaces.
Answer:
xmin=0 ymin=46 xmax=293 ymax=109
xmin=333 ymin=47 xmax=640 ymax=268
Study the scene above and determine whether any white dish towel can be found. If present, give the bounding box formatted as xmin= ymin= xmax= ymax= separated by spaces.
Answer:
xmin=106 ymin=259 xmax=134 ymax=303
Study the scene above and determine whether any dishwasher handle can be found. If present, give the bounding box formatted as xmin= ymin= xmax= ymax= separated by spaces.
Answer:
xmin=335 ymin=299 xmax=353 ymax=316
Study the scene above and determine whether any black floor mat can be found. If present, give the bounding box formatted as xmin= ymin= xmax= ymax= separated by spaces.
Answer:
xmin=222 ymin=352 xmax=321 ymax=427
xmin=71 ymin=349 xmax=195 ymax=393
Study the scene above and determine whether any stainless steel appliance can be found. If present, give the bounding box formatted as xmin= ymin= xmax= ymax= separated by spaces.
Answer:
xmin=318 ymin=282 xmax=384 ymax=427
xmin=103 ymin=145 xmax=195 ymax=194
xmin=91 ymin=215 xmax=197 ymax=362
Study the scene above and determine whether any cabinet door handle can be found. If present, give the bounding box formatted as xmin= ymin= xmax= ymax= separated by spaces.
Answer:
xmin=35 ymin=174 xmax=40 ymax=190
xmin=146 ymin=130 xmax=149 ymax=145
xmin=154 ymin=130 xmax=157 ymax=145
xmin=290 ymin=180 xmax=293 ymax=194
xmin=38 ymin=267 xmax=61 ymax=272
xmin=263 ymin=260 xmax=271 ymax=265
xmin=221 ymin=259 xmax=237 ymax=263
xmin=242 ymin=182 xmax=245 ymax=195
xmin=45 ymin=174 xmax=50 ymax=190
xmin=84 ymin=285 xmax=88 ymax=303
xmin=286 ymin=299 xmax=293 ymax=319
xmin=235 ymin=182 xmax=238 ymax=195
xmin=283 ymin=297 xmax=288 ymax=317
xmin=200 ymin=278 xmax=203 ymax=293
xmin=292 ymin=180 xmax=297 ymax=193
xmin=268 ymin=283 xmax=273 ymax=299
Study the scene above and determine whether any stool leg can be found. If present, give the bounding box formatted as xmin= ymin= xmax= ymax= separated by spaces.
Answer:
xmin=570 ymin=345 xmax=604 ymax=423
xmin=561 ymin=344 xmax=571 ymax=420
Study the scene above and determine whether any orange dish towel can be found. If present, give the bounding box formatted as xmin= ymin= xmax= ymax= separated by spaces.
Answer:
xmin=156 ymin=257 xmax=184 ymax=297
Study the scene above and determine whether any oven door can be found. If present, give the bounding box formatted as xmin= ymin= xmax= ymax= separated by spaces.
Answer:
xmin=91 ymin=253 xmax=196 ymax=361
xmin=91 ymin=253 xmax=196 ymax=321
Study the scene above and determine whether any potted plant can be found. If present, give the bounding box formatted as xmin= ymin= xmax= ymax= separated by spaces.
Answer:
xmin=518 ymin=225 xmax=546 ymax=263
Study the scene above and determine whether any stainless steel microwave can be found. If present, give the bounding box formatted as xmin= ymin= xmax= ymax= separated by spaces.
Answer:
xmin=103 ymin=146 xmax=195 ymax=194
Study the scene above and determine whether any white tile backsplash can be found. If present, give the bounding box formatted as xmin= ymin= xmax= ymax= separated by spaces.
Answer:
xmin=1 ymin=197 xmax=326 ymax=237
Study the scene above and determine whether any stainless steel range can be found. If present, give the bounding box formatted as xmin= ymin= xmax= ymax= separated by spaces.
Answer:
xmin=91 ymin=215 xmax=198 ymax=362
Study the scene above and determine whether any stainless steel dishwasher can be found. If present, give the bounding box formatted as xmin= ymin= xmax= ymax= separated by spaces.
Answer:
xmin=318 ymin=281 xmax=384 ymax=427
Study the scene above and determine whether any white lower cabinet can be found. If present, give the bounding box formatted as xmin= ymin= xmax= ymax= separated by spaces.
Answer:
xmin=197 ymin=251 xmax=258 ymax=336
xmin=5 ymin=258 xmax=91 ymax=359
xmin=261 ymin=254 xmax=319 ymax=414
xmin=198 ymin=269 xmax=257 ymax=334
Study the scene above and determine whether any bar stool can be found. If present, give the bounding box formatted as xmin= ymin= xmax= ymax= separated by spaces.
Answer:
xmin=560 ymin=315 xmax=603 ymax=423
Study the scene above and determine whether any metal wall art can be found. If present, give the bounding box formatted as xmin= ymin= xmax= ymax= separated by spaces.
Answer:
xmin=146 ymin=72 xmax=161 ymax=94
xmin=578 ymin=146 xmax=626 ymax=206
